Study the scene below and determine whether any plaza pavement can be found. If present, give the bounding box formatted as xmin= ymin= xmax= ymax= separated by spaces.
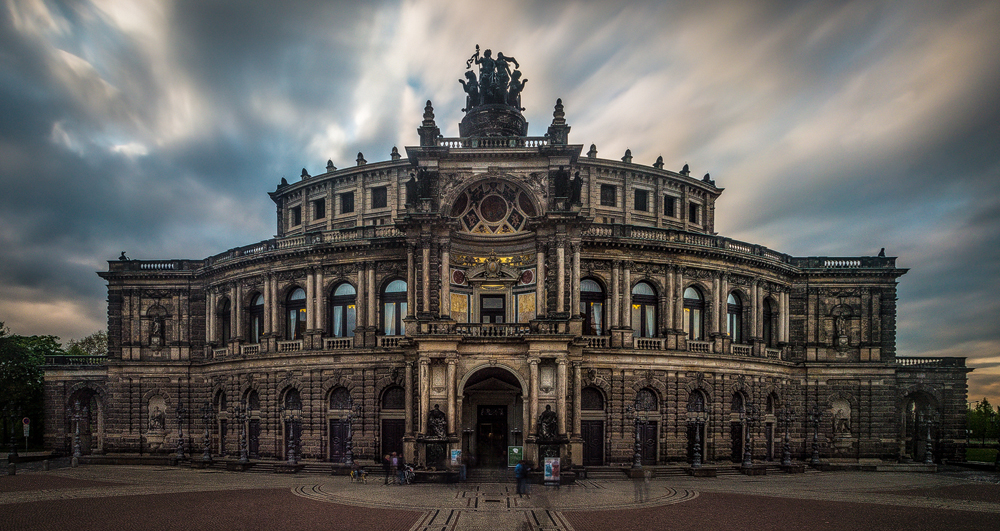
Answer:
xmin=1 ymin=460 xmax=999 ymax=531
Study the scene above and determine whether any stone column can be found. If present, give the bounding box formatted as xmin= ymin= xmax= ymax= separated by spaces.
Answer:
xmin=422 ymin=243 xmax=431 ymax=315
xmin=263 ymin=277 xmax=271 ymax=338
xmin=207 ymin=288 xmax=216 ymax=345
xmin=406 ymin=244 xmax=416 ymax=318
xmin=367 ymin=265 xmax=377 ymax=332
xmin=446 ymin=358 xmax=457 ymax=436
xmin=572 ymin=362 xmax=582 ymax=438
xmin=419 ymin=359 xmax=430 ymax=435
xmin=622 ymin=263 xmax=632 ymax=330
xmin=710 ymin=273 xmax=720 ymax=336
xmin=404 ymin=362 xmax=414 ymax=435
xmin=751 ymin=280 xmax=760 ymax=338
xmin=674 ymin=268 xmax=685 ymax=328
xmin=780 ymin=290 xmax=789 ymax=343
xmin=719 ymin=274 xmax=729 ymax=336
xmin=571 ymin=242 xmax=581 ymax=317
xmin=665 ymin=268 xmax=674 ymax=330
xmin=556 ymin=238 xmax=566 ymax=314
xmin=356 ymin=265 xmax=366 ymax=328
xmin=229 ymin=284 xmax=238 ymax=342
xmin=611 ymin=261 xmax=621 ymax=328
xmin=306 ymin=269 xmax=315 ymax=331
xmin=557 ymin=359 xmax=568 ymax=436
xmin=529 ymin=358 xmax=540 ymax=436
xmin=441 ymin=241 xmax=450 ymax=319
xmin=535 ymin=242 xmax=546 ymax=318
xmin=316 ymin=268 xmax=325 ymax=335
xmin=270 ymin=276 xmax=279 ymax=339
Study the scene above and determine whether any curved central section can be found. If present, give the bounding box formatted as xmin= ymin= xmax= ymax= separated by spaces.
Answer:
xmin=451 ymin=179 xmax=536 ymax=235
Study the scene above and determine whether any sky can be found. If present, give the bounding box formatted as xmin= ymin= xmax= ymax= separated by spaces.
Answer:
xmin=1 ymin=0 xmax=998 ymax=405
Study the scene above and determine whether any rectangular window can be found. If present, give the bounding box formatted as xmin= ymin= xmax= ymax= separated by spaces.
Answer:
xmin=290 ymin=205 xmax=302 ymax=226
xmin=600 ymin=184 xmax=616 ymax=207
xmin=313 ymin=198 xmax=326 ymax=220
xmin=664 ymin=196 xmax=676 ymax=217
xmin=634 ymin=189 xmax=648 ymax=211
xmin=688 ymin=202 xmax=700 ymax=224
xmin=372 ymin=186 xmax=388 ymax=209
xmin=340 ymin=192 xmax=354 ymax=214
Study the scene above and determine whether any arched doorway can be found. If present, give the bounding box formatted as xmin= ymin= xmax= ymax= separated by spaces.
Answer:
xmin=67 ymin=389 xmax=103 ymax=455
xmin=902 ymin=392 xmax=938 ymax=462
xmin=581 ymin=387 xmax=606 ymax=466
xmin=460 ymin=366 xmax=525 ymax=469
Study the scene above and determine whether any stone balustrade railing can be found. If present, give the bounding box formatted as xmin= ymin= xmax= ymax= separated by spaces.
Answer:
xmin=687 ymin=340 xmax=713 ymax=354
xmin=732 ymin=344 xmax=753 ymax=356
xmin=635 ymin=338 xmax=665 ymax=350
xmin=896 ymin=357 xmax=965 ymax=367
xmin=277 ymin=340 xmax=302 ymax=353
xmin=324 ymin=337 xmax=354 ymax=350
xmin=435 ymin=136 xmax=550 ymax=149
xmin=241 ymin=344 xmax=260 ymax=356
xmin=582 ymin=336 xmax=609 ymax=348
xmin=379 ymin=336 xmax=402 ymax=348
xmin=455 ymin=323 xmax=531 ymax=337
xmin=45 ymin=355 xmax=108 ymax=366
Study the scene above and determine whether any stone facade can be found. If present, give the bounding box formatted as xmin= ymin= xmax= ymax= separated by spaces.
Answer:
xmin=43 ymin=72 xmax=970 ymax=468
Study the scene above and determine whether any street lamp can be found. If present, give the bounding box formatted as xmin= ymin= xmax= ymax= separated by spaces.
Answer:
xmin=625 ymin=403 xmax=645 ymax=469
xmin=740 ymin=403 xmax=761 ymax=469
xmin=920 ymin=406 xmax=939 ymax=465
xmin=343 ymin=402 xmax=362 ymax=466
xmin=688 ymin=414 xmax=706 ymax=468
xmin=807 ymin=405 xmax=822 ymax=466
xmin=280 ymin=405 xmax=301 ymax=465
xmin=200 ymin=402 xmax=214 ymax=462
xmin=71 ymin=400 xmax=87 ymax=460
xmin=777 ymin=408 xmax=794 ymax=466
xmin=175 ymin=404 xmax=187 ymax=460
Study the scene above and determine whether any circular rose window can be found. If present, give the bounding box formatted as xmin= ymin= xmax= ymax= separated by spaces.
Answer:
xmin=479 ymin=195 xmax=507 ymax=223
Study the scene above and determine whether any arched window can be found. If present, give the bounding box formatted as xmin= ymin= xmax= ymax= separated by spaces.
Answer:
xmin=382 ymin=280 xmax=407 ymax=336
xmin=381 ymin=386 xmax=405 ymax=410
xmin=284 ymin=388 xmax=302 ymax=410
xmin=727 ymin=292 xmax=743 ymax=344
xmin=763 ymin=298 xmax=777 ymax=348
xmin=635 ymin=388 xmax=658 ymax=411
xmin=683 ymin=287 xmax=705 ymax=341
xmin=582 ymin=387 xmax=605 ymax=410
xmin=631 ymin=282 xmax=658 ymax=338
xmin=248 ymin=294 xmax=264 ymax=344
xmin=285 ymin=288 xmax=307 ymax=340
xmin=245 ymin=389 xmax=260 ymax=411
xmin=580 ymin=279 xmax=606 ymax=336
xmin=687 ymin=390 xmax=706 ymax=413
xmin=329 ymin=283 xmax=357 ymax=338
xmin=329 ymin=387 xmax=351 ymax=410
xmin=217 ymin=297 xmax=231 ymax=343
xmin=731 ymin=392 xmax=745 ymax=413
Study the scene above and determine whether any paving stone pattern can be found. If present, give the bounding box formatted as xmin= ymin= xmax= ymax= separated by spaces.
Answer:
xmin=2 ymin=465 xmax=999 ymax=531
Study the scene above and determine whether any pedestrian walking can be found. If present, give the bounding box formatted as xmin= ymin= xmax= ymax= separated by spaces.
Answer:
xmin=382 ymin=454 xmax=391 ymax=485
xmin=515 ymin=459 xmax=530 ymax=497
xmin=391 ymin=452 xmax=402 ymax=485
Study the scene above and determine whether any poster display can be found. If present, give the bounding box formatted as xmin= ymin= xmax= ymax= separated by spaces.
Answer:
xmin=544 ymin=457 xmax=561 ymax=482
xmin=507 ymin=446 xmax=523 ymax=467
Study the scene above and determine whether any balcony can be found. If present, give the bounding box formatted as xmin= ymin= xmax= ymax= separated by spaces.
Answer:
xmin=896 ymin=357 xmax=966 ymax=367
xmin=455 ymin=323 xmax=531 ymax=338
xmin=323 ymin=337 xmax=354 ymax=350
xmin=45 ymin=355 xmax=108 ymax=366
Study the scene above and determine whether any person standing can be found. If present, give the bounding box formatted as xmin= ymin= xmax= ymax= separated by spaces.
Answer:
xmin=515 ymin=460 xmax=529 ymax=497
xmin=382 ymin=454 xmax=391 ymax=485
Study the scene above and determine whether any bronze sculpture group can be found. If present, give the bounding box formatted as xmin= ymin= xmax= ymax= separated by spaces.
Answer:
xmin=462 ymin=45 xmax=528 ymax=111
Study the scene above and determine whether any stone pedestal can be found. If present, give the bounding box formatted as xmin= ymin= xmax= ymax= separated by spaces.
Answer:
xmin=686 ymin=466 xmax=717 ymax=477
xmin=273 ymin=463 xmax=304 ymax=474
xmin=738 ymin=465 xmax=767 ymax=476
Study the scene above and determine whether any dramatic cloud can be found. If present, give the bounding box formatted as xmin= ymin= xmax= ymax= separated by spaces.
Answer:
xmin=1 ymin=0 xmax=997 ymax=403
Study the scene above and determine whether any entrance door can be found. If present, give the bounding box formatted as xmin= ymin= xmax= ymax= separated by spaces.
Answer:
xmin=730 ymin=422 xmax=744 ymax=462
xmin=765 ymin=424 xmax=774 ymax=461
xmin=639 ymin=421 xmax=657 ymax=465
xmin=329 ymin=419 xmax=348 ymax=462
xmin=381 ymin=419 xmax=405 ymax=459
xmin=581 ymin=420 xmax=605 ymax=466
xmin=248 ymin=419 xmax=260 ymax=459
xmin=481 ymin=295 xmax=505 ymax=323
xmin=477 ymin=405 xmax=507 ymax=468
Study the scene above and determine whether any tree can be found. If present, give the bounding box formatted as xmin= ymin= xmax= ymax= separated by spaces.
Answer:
xmin=967 ymin=398 xmax=998 ymax=443
xmin=66 ymin=330 xmax=108 ymax=357
xmin=0 ymin=323 xmax=61 ymax=448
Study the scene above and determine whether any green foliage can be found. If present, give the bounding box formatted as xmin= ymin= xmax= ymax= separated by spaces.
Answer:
xmin=0 ymin=322 xmax=61 ymax=447
xmin=66 ymin=330 xmax=108 ymax=357
xmin=966 ymin=447 xmax=998 ymax=462
xmin=967 ymin=398 xmax=999 ymax=441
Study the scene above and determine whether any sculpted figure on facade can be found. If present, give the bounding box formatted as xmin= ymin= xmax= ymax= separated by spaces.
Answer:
xmin=429 ymin=403 xmax=447 ymax=438
xmin=538 ymin=404 xmax=557 ymax=440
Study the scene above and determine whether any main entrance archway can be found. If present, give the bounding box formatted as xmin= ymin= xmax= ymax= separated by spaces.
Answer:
xmin=460 ymin=366 xmax=525 ymax=469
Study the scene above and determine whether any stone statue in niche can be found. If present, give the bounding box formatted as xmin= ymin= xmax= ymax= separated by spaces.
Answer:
xmin=149 ymin=406 xmax=165 ymax=431
xmin=570 ymin=171 xmax=582 ymax=204
xmin=553 ymin=166 xmax=570 ymax=198
xmin=405 ymin=173 xmax=418 ymax=206
xmin=831 ymin=399 xmax=851 ymax=435
xmin=150 ymin=317 xmax=165 ymax=348
xmin=429 ymin=404 xmax=447 ymax=438
xmin=538 ymin=405 xmax=558 ymax=440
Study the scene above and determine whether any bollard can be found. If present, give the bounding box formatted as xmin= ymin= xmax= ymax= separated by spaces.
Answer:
xmin=6 ymin=463 xmax=14 ymax=476
xmin=42 ymin=459 xmax=50 ymax=471
xmin=71 ymin=456 xmax=79 ymax=468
